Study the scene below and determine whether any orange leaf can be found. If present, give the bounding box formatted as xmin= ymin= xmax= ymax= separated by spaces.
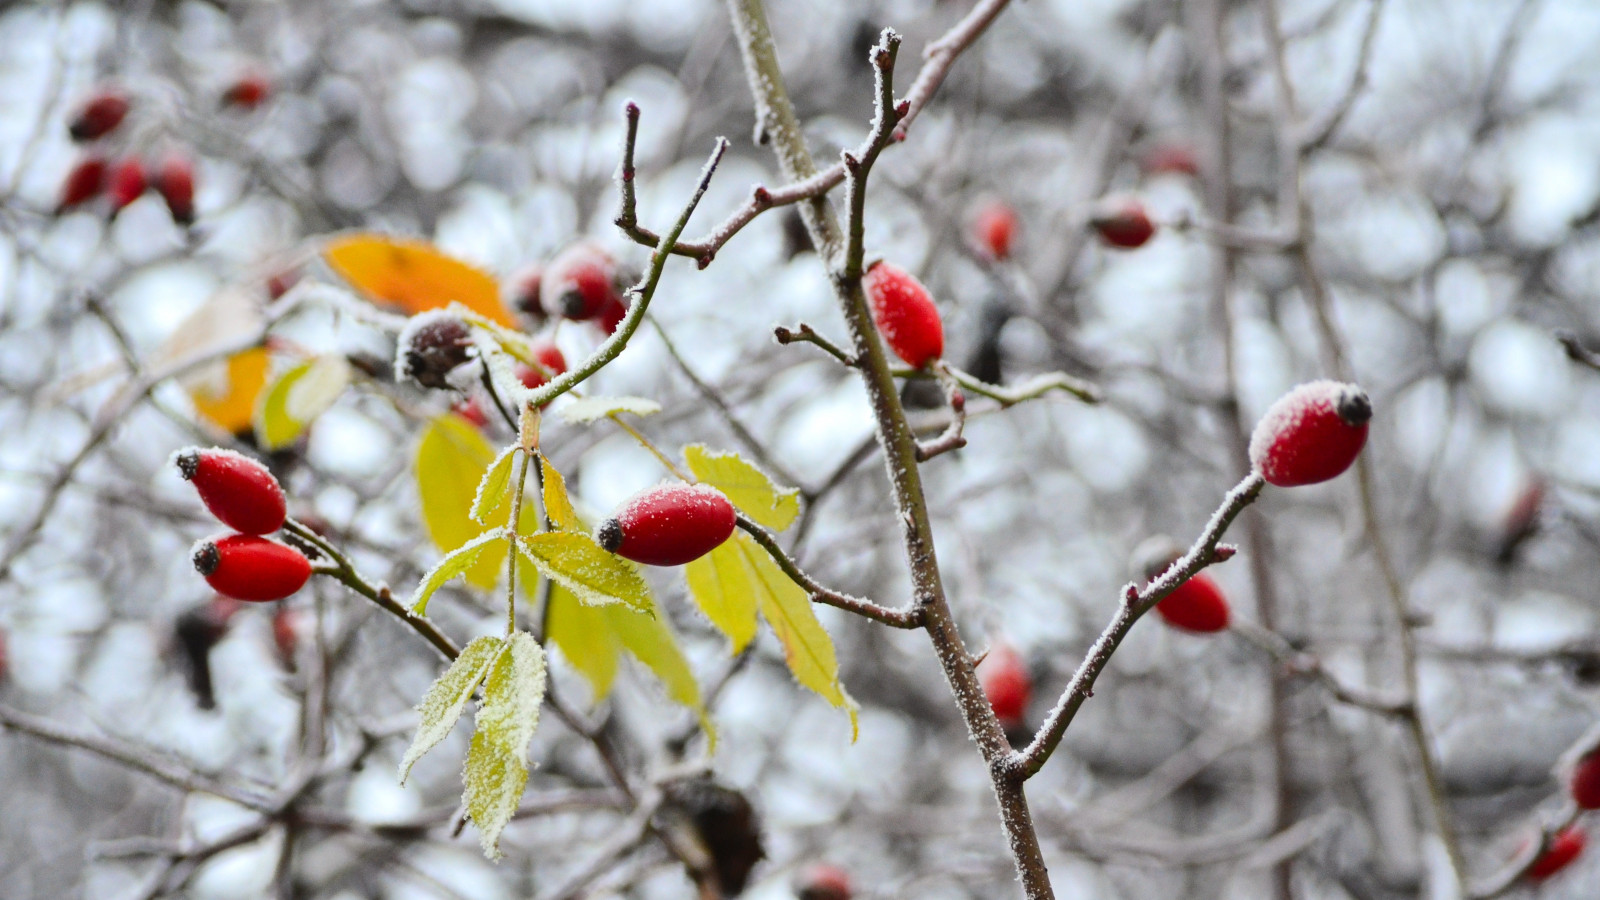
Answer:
xmin=324 ymin=235 xmax=514 ymax=328
xmin=189 ymin=346 xmax=270 ymax=434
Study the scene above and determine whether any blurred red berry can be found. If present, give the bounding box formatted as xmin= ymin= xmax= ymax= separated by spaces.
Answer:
xmin=795 ymin=862 xmax=853 ymax=900
xmin=57 ymin=155 xmax=108 ymax=212
xmin=1249 ymin=381 xmax=1371 ymax=487
xmin=155 ymin=152 xmax=196 ymax=225
xmin=971 ymin=200 xmax=1019 ymax=260
xmin=1571 ymin=748 xmax=1600 ymax=810
xmin=1155 ymin=571 xmax=1230 ymax=634
xmin=1092 ymin=199 xmax=1156 ymax=249
xmin=68 ymin=90 xmax=130 ymax=141
xmin=516 ymin=338 xmax=569 ymax=390
xmin=510 ymin=265 xmax=546 ymax=324
xmin=452 ymin=396 xmax=489 ymax=429
xmin=1140 ymin=143 xmax=1200 ymax=178
xmin=1527 ymin=827 xmax=1585 ymax=882
xmin=222 ymin=73 xmax=271 ymax=110
xmin=977 ymin=643 xmax=1031 ymax=729
xmin=597 ymin=483 xmax=737 ymax=567
xmin=266 ymin=269 xmax=300 ymax=300
xmin=192 ymin=534 xmax=312 ymax=602
xmin=541 ymin=243 xmax=618 ymax=321
xmin=175 ymin=447 xmax=287 ymax=535
xmin=863 ymin=260 xmax=944 ymax=369
xmin=597 ymin=295 xmax=629 ymax=336
xmin=107 ymin=158 xmax=147 ymax=214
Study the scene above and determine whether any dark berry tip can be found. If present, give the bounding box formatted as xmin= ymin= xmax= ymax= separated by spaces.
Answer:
xmin=174 ymin=449 xmax=200 ymax=480
xmin=192 ymin=541 xmax=220 ymax=576
xmin=596 ymin=518 xmax=623 ymax=553
xmin=1336 ymin=387 xmax=1372 ymax=426
xmin=558 ymin=289 xmax=587 ymax=320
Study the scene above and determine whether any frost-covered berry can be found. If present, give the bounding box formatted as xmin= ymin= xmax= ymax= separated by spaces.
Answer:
xmin=57 ymin=155 xmax=107 ymax=212
xmin=977 ymin=643 xmax=1031 ymax=729
xmin=971 ymin=200 xmax=1019 ymax=260
xmin=154 ymin=152 xmax=196 ymax=225
xmin=1528 ymin=827 xmax=1586 ymax=882
xmin=174 ymin=447 xmax=287 ymax=535
xmin=1249 ymin=381 xmax=1371 ymax=487
xmin=1092 ymin=198 xmax=1156 ymax=249
xmin=192 ymin=535 xmax=312 ymax=602
xmin=596 ymin=483 xmax=736 ymax=567
xmin=541 ymin=243 xmax=618 ymax=321
xmin=795 ymin=862 xmax=853 ymax=900
xmin=396 ymin=311 xmax=475 ymax=389
xmin=69 ymin=90 xmax=130 ymax=141
xmin=863 ymin=260 xmax=944 ymax=369
xmin=516 ymin=338 xmax=568 ymax=390
xmin=107 ymin=158 xmax=147 ymax=214
xmin=1571 ymin=748 xmax=1600 ymax=810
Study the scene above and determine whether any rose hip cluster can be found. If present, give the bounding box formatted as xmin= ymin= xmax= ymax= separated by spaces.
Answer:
xmin=175 ymin=448 xmax=311 ymax=602
xmin=57 ymin=88 xmax=198 ymax=224
xmin=510 ymin=241 xmax=632 ymax=336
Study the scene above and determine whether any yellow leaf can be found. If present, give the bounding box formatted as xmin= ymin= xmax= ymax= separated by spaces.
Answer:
xmin=472 ymin=446 xmax=520 ymax=526
xmin=415 ymin=414 xmax=509 ymax=590
xmin=684 ymin=540 xmax=759 ymax=652
xmin=463 ymin=631 xmax=546 ymax=859
xmin=410 ymin=529 xmax=504 ymax=615
xmin=684 ymin=445 xmax=800 ymax=531
xmin=324 ymin=234 xmax=515 ymax=328
xmin=285 ymin=354 xmax=351 ymax=422
xmin=254 ymin=358 xmax=315 ymax=450
xmin=189 ymin=346 xmax=270 ymax=435
xmin=539 ymin=454 xmax=584 ymax=532
xmin=515 ymin=531 xmax=651 ymax=613
xmin=739 ymin=533 xmax=858 ymax=738
xmin=543 ymin=579 xmax=620 ymax=701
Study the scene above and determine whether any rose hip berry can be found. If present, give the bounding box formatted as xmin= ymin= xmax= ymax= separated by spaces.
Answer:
xmin=1092 ymin=198 xmax=1157 ymax=249
xmin=863 ymin=260 xmax=944 ymax=369
xmin=971 ymin=200 xmax=1019 ymax=260
xmin=596 ymin=483 xmax=737 ymax=567
xmin=57 ymin=155 xmax=108 ymax=212
xmin=1155 ymin=572 xmax=1230 ymax=633
xmin=541 ymin=243 xmax=618 ymax=321
xmin=396 ymin=311 xmax=475 ymax=389
xmin=193 ymin=535 xmax=312 ymax=602
xmin=107 ymin=158 xmax=147 ymax=214
xmin=1527 ymin=826 xmax=1586 ymax=882
xmin=155 ymin=153 xmax=196 ymax=225
xmin=795 ymin=862 xmax=853 ymax=900
xmin=1571 ymin=747 xmax=1600 ymax=810
xmin=597 ymin=295 xmax=629 ymax=336
xmin=977 ymin=643 xmax=1031 ymax=730
xmin=509 ymin=265 xmax=545 ymax=324
xmin=174 ymin=447 xmax=287 ymax=535
xmin=222 ymin=73 xmax=271 ymax=110
xmin=516 ymin=338 xmax=568 ymax=390
xmin=69 ymin=90 xmax=130 ymax=141
xmin=1249 ymin=380 xmax=1372 ymax=487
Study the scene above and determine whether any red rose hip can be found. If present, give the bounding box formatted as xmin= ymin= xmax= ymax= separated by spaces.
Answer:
xmin=541 ymin=242 xmax=618 ymax=321
xmin=1571 ymin=748 xmax=1600 ymax=810
xmin=516 ymin=337 xmax=568 ymax=390
xmin=971 ymin=200 xmax=1019 ymax=260
xmin=57 ymin=155 xmax=108 ymax=211
xmin=1249 ymin=380 xmax=1371 ymax=487
xmin=1527 ymin=826 xmax=1585 ymax=882
xmin=1155 ymin=572 xmax=1230 ymax=633
xmin=977 ymin=642 xmax=1031 ymax=729
xmin=107 ymin=158 xmax=147 ymax=214
xmin=222 ymin=74 xmax=271 ymax=110
xmin=596 ymin=295 xmax=629 ymax=336
xmin=596 ymin=483 xmax=736 ymax=567
xmin=795 ymin=862 xmax=853 ymax=900
xmin=69 ymin=90 xmax=130 ymax=141
xmin=193 ymin=535 xmax=312 ymax=602
xmin=155 ymin=153 xmax=196 ymax=225
xmin=863 ymin=260 xmax=944 ymax=369
xmin=1091 ymin=198 xmax=1156 ymax=249
xmin=174 ymin=447 xmax=287 ymax=534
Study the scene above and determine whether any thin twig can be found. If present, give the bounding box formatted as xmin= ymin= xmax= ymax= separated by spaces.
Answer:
xmin=734 ymin=513 xmax=921 ymax=629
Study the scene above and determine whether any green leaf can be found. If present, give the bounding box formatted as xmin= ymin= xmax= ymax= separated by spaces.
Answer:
xmin=416 ymin=414 xmax=508 ymax=591
xmin=253 ymin=359 xmax=313 ymax=450
xmin=538 ymin=454 xmax=584 ymax=532
xmin=684 ymin=445 xmax=800 ymax=531
xmin=515 ymin=532 xmax=651 ymax=613
xmin=398 ymin=635 xmax=504 ymax=783
xmin=558 ymin=395 xmax=661 ymax=424
xmin=607 ymin=599 xmax=714 ymax=748
xmin=286 ymin=354 xmax=352 ymax=422
xmin=544 ymin=580 xmax=620 ymax=700
xmin=463 ymin=631 xmax=547 ymax=859
xmin=472 ymin=446 xmax=520 ymax=526
xmin=409 ymin=529 xmax=504 ymax=615
xmin=684 ymin=540 xmax=759 ymax=652
xmin=739 ymin=534 xmax=858 ymax=739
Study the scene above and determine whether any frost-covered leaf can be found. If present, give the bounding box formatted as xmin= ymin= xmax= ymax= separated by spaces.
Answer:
xmin=740 ymin=534 xmax=858 ymax=738
xmin=472 ymin=445 xmax=520 ymax=525
xmin=608 ymin=598 xmax=714 ymax=747
xmin=684 ymin=445 xmax=800 ymax=531
xmin=409 ymin=529 xmax=504 ymax=615
xmin=538 ymin=454 xmax=584 ymax=533
xmin=398 ymin=635 xmax=503 ymax=783
xmin=464 ymin=631 xmax=546 ymax=858
xmin=416 ymin=415 xmax=508 ymax=590
xmin=286 ymin=354 xmax=351 ymax=422
xmin=684 ymin=540 xmax=759 ymax=652
xmin=557 ymin=395 xmax=661 ymax=424
xmin=515 ymin=532 xmax=651 ymax=613
xmin=324 ymin=234 xmax=515 ymax=328
xmin=544 ymin=580 xmax=620 ymax=700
